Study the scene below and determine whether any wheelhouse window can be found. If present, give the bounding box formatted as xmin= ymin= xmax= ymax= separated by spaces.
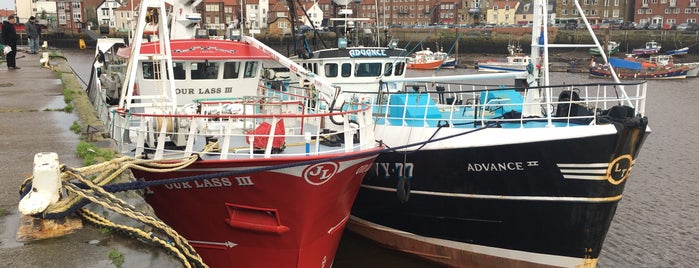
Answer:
xmin=191 ymin=61 xmax=219 ymax=80
xmin=394 ymin=62 xmax=406 ymax=76
xmin=325 ymin=63 xmax=338 ymax=77
xmin=243 ymin=61 xmax=258 ymax=78
xmin=223 ymin=62 xmax=241 ymax=79
xmin=141 ymin=61 xmax=161 ymax=80
xmin=384 ymin=62 xmax=393 ymax=77
xmin=170 ymin=62 xmax=185 ymax=80
xmin=355 ymin=62 xmax=382 ymax=77
xmin=341 ymin=63 xmax=352 ymax=77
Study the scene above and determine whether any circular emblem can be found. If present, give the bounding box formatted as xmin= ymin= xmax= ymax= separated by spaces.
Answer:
xmin=606 ymin=154 xmax=633 ymax=185
xmin=303 ymin=162 xmax=339 ymax=185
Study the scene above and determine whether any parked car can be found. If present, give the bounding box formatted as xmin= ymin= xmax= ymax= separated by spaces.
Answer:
xmin=635 ymin=22 xmax=649 ymax=30
xmin=647 ymin=23 xmax=661 ymax=30
xmin=663 ymin=23 xmax=676 ymax=30
xmin=676 ymin=22 xmax=691 ymax=31
xmin=622 ymin=22 xmax=637 ymax=30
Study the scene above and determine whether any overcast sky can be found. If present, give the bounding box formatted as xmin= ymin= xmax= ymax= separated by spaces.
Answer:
xmin=1 ymin=1 xmax=15 ymax=10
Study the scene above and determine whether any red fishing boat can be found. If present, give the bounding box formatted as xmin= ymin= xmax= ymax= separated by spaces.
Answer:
xmin=406 ymin=48 xmax=444 ymax=70
xmin=88 ymin=1 xmax=381 ymax=267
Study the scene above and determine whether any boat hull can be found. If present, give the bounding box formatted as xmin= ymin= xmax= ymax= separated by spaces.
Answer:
xmin=135 ymin=152 xmax=379 ymax=268
xmin=589 ymin=47 xmax=619 ymax=56
xmin=589 ymin=67 xmax=688 ymax=79
xmin=349 ymin=119 xmax=649 ymax=267
xmin=441 ymin=58 xmax=457 ymax=68
xmin=476 ymin=63 xmax=528 ymax=72
xmin=407 ymin=60 xmax=444 ymax=70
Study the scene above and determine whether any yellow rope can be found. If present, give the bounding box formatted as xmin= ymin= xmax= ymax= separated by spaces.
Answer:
xmin=64 ymin=179 xmax=206 ymax=267
xmin=80 ymin=208 xmax=197 ymax=268
xmin=20 ymin=143 xmax=223 ymax=268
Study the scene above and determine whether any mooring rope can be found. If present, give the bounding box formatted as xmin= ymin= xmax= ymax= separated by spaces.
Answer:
xmin=19 ymin=122 xmax=495 ymax=267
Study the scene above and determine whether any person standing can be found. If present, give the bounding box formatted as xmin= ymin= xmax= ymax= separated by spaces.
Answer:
xmin=26 ymin=16 xmax=40 ymax=54
xmin=1 ymin=14 xmax=20 ymax=70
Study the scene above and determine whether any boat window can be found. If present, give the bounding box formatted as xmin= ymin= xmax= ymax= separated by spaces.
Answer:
xmin=325 ymin=63 xmax=338 ymax=77
xmin=223 ymin=62 xmax=241 ymax=79
xmin=312 ymin=63 xmax=319 ymax=74
xmin=244 ymin=61 xmax=258 ymax=78
xmin=341 ymin=63 xmax=352 ymax=77
xmin=191 ymin=61 xmax=219 ymax=80
xmin=141 ymin=61 xmax=161 ymax=80
xmin=170 ymin=62 xmax=185 ymax=80
xmin=394 ymin=62 xmax=406 ymax=76
xmin=355 ymin=63 xmax=382 ymax=77
xmin=384 ymin=63 xmax=393 ymax=77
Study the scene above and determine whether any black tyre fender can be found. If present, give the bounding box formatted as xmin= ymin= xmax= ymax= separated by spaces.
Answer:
xmin=396 ymin=176 xmax=411 ymax=203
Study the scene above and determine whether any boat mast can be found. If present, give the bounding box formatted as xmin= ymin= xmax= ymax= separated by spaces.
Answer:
xmin=120 ymin=0 xmax=177 ymax=114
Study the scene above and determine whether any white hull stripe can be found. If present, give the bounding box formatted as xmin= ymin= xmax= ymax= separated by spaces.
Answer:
xmin=172 ymin=155 xmax=376 ymax=175
xmin=350 ymin=216 xmax=593 ymax=267
xmin=360 ymin=185 xmax=622 ymax=203
xmin=557 ymin=161 xmax=635 ymax=181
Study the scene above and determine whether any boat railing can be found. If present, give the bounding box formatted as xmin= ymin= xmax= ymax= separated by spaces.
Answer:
xmin=343 ymin=81 xmax=647 ymax=128
xmin=108 ymin=98 xmax=375 ymax=160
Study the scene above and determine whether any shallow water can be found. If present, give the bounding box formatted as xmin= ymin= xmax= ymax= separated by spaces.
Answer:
xmin=63 ymin=49 xmax=698 ymax=267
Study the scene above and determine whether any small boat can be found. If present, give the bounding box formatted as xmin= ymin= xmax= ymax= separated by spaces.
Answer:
xmin=434 ymin=49 xmax=457 ymax=68
xmin=666 ymin=46 xmax=689 ymax=56
xmin=589 ymin=56 xmax=689 ymax=79
xmin=407 ymin=48 xmax=445 ymax=70
xmin=87 ymin=1 xmax=381 ymax=267
xmin=649 ymin=54 xmax=699 ymax=76
xmin=675 ymin=62 xmax=699 ymax=77
xmin=632 ymin=41 xmax=661 ymax=56
xmin=589 ymin=41 xmax=620 ymax=56
xmin=476 ymin=44 xmax=531 ymax=72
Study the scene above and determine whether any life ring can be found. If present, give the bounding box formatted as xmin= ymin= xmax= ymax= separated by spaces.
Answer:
xmin=418 ymin=58 xmax=426 ymax=64
xmin=396 ymin=176 xmax=411 ymax=203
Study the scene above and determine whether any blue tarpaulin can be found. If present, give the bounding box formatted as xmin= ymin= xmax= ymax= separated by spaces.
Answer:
xmin=609 ymin=58 xmax=642 ymax=70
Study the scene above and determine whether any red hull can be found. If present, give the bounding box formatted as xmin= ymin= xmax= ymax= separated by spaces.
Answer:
xmin=407 ymin=60 xmax=443 ymax=70
xmin=134 ymin=151 xmax=379 ymax=268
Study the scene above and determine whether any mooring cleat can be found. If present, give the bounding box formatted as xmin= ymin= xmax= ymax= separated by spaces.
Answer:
xmin=18 ymin=152 xmax=62 ymax=216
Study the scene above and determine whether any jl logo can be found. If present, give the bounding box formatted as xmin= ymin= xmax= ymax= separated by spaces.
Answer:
xmin=304 ymin=162 xmax=339 ymax=185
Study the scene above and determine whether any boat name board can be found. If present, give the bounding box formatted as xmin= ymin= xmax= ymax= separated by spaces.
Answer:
xmin=466 ymin=161 xmax=539 ymax=172
xmin=176 ymin=87 xmax=233 ymax=95
xmin=162 ymin=177 xmax=244 ymax=190
xmin=349 ymin=49 xmax=388 ymax=58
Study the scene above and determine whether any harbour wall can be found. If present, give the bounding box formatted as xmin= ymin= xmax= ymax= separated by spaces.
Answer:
xmin=39 ymin=29 xmax=699 ymax=56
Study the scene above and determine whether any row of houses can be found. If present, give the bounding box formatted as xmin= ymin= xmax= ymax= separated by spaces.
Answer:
xmin=6 ymin=0 xmax=699 ymax=34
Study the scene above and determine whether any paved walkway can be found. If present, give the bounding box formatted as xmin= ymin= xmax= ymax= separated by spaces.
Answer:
xmin=0 ymin=46 xmax=180 ymax=267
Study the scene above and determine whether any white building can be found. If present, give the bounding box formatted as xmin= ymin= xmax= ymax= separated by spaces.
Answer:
xmin=246 ymin=0 xmax=269 ymax=29
xmin=300 ymin=2 xmax=323 ymax=28
xmin=96 ymin=0 xmax=122 ymax=29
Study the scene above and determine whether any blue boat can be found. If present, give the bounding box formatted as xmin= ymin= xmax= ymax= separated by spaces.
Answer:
xmin=666 ymin=47 xmax=689 ymax=56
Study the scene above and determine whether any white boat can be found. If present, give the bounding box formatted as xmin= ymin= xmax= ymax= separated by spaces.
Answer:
xmin=407 ymin=48 xmax=445 ymax=70
xmin=476 ymin=44 xmax=531 ymax=72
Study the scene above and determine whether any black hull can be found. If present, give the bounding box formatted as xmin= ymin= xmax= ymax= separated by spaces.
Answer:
xmin=351 ymin=116 xmax=649 ymax=266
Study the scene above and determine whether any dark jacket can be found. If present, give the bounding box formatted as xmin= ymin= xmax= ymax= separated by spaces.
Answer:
xmin=26 ymin=22 xmax=39 ymax=39
xmin=2 ymin=20 xmax=19 ymax=46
